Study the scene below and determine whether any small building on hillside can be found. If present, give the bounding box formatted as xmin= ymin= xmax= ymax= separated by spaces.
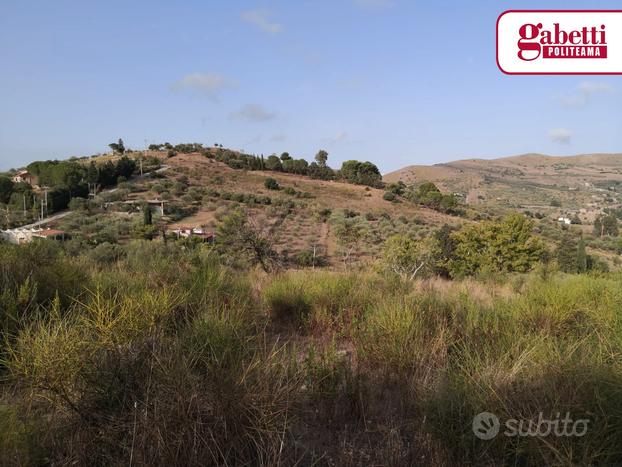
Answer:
xmin=557 ymin=217 xmax=572 ymax=225
xmin=1 ymin=227 xmax=67 ymax=244
xmin=32 ymin=229 xmax=68 ymax=241
xmin=168 ymin=226 xmax=215 ymax=244
xmin=11 ymin=170 xmax=37 ymax=186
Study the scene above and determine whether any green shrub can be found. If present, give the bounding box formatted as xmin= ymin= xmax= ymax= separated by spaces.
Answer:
xmin=264 ymin=177 xmax=280 ymax=190
xmin=382 ymin=191 xmax=396 ymax=202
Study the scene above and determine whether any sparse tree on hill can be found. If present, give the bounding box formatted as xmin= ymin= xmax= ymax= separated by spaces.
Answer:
xmin=217 ymin=209 xmax=279 ymax=272
xmin=108 ymin=138 xmax=125 ymax=154
xmin=315 ymin=150 xmax=328 ymax=168
xmin=594 ymin=213 xmax=619 ymax=237
xmin=331 ymin=213 xmax=368 ymax=267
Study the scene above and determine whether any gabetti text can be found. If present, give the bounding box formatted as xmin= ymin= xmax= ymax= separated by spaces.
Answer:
xmin=518 ymin=23 xmax=607 ymax=60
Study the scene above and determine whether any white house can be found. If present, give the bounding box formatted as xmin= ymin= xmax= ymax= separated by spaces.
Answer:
xmin=11 ymin=170 xmax=37 ymax=186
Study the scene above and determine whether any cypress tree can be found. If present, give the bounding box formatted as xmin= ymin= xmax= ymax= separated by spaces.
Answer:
xmin=556 ymin=234 xmax=578 ymax=273
xmin=143 ymin=204 xmax=153 ymax=225
xmin=577 ymin=237 xmax=587 ymax=273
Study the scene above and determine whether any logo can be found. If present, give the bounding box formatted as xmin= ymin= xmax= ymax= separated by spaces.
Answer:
xmin=517 ymin=23 xmax=607 ymax=61
xmin=497 ymin=11 xmax=622 ymax=74
xmin=472 ymin=412 xmax=500 ymax=440
xmin=472 ymin=411 xmax=590 ymax=440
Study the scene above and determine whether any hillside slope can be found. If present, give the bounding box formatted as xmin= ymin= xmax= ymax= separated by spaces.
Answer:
xmin=385 ymin=153 xmax=622 ymax=215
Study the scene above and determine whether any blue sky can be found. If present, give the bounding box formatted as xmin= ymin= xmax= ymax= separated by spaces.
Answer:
xmin=1 ymin=0 xmax=621 ymax=173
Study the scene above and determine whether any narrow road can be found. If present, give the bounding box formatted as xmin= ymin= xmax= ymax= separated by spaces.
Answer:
xmin=20 ymin=211 xmax=73 ymax=228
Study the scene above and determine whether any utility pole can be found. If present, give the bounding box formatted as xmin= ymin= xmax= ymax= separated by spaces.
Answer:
xmin=3 ymin=205 xmax=10 ymax=229
xmin=39 ymin=186 xmax=48 ymax=221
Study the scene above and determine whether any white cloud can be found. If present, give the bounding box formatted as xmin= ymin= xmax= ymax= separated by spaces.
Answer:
xmin=230 ymin=104 xmax=277 ymax=122
xmin=171 ymin=73 xmax=236 ymax=100
xmin=353 ymin=0 xmax=394 ymax=8
xmin=548 ymin=128 xmax=572 ymax=144
xmin=324 ymin=131 xmax=349 ymax=143
xmin=557 ymin=81 xmax=615 ymax=108
xmin=579 ymin=81 xmax=615 ymax=94
xmin=241 ymin=9 xmax=282 ymax=34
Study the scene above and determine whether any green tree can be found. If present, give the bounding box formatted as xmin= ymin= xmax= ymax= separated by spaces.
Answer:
xmin=431 ymin=224 xmax=457 ymax=278
xmin=604 ymin=214 xmax=619 ymax=237
xmin=86 ymin=161 xmax=99 ymax=184
xmin=331 ymin=213 xmax=368 ymax=267
xmin=577 ymin=237 xmax=587 ymax=273
xmin=315 ymin=150 xmax=328 ymax=168
xmin=339 ymin=160 xmax=382 ymax=187
xmin=217 ymin=210 xmax=279 ymax=272
xmin=143 ymin=203 xmax=153 ymax=226
xmin=109 ymin=138 xmax=125 ymax=154
xmin=308 ymin=162 xmax=335 ymax=180
xmin=265 ymin=155 xmax=283 ymax=171
xmin=0 ymin=176 xmax=14 ymax=204
xmin=116 ymin=155 xmax=136 ymax=179
xmin=556 ymin=233 xmax=578 ymax=273
xmin=450 ymin=214 xmax=545 ymax=277
xmin=381 ymin=234 xmax=431 ymax=280
xmin=594 ymin=213 xmax=619 ymax=237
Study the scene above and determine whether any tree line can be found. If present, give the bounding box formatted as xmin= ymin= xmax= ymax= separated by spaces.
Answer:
xmin=0 ymin=156 xmax=137 ymax=216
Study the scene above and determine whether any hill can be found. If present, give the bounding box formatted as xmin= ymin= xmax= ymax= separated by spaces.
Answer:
xmin=385 ymin=153 xmax=622 ymax=219
xmin=2 ymin=147 xmax=464 ymax=268
xmin=4 ymin=147 xmax=622 ymax=269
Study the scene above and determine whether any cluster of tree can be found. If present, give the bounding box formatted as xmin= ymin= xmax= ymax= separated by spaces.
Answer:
xmin=148 ymin=142 xmax=205 ymax=153
xmin=382 ymin=215 xmax=546 ymax=280
xmin=593 ymin=213 xmax=619 ymax=237
xmin=339 ymin=160 xmax=383 ymax=188
xmin=108 ymin=138 xmax=125 ymax=154
xmin=21 ymin=157 xmax=136 ymax=213
xmin=405 ymin=182 xmax=459 ymax=214
xmin=211 ymin=149 xmax=266 ymax=171
xmin=210 ymin=147 xmax=380 ymax=187
xmin=0 ymin=176 xmax=38 ymax=224
xmin=264 ymin=153 xmax=310 ymax=175
xmin=555 ymin=234 xmax=596 ymax=273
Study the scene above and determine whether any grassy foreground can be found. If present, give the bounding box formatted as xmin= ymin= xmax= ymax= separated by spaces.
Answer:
xmin=2 ymin=241 xmax=622 ymax=465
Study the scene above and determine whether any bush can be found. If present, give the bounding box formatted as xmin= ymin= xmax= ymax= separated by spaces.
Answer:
xmin=382 ymin=191 xmax=396 ymax=202
xmin=264 ymin=178 xmax=280 ymax=190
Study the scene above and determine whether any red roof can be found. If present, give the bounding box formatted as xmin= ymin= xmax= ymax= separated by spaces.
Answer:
xmin=33 ymin=229 xmax=65 ymax=237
